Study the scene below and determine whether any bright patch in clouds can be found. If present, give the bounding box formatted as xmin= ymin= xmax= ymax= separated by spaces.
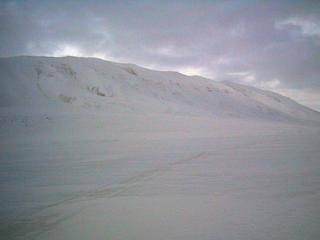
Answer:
xmin=227 ymin=71 xmax=256 ymax=83
xmin=52 ymin=45 xmax=118 ymax=62
xmin=53 ymin=44 xmax=83 ymax=57
xmin=261 ymin=79 xmax=281 ymax=90
xmin=277 ymin=17 xmax=320 ymax=37
xmin=178 ymin=66 xmax=207 ymax=76
xmin=152 ymin=45 xmax=180 ymax=57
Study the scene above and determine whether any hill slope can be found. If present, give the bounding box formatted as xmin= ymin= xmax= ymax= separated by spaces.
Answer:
xmin=0 ymin=56 xmax=319 ymax=122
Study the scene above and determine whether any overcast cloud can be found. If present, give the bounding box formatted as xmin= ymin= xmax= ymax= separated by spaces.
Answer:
xmin=1 ymin=0 xmax=320 ymax=110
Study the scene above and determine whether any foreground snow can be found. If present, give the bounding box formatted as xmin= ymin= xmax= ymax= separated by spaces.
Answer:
xmin=1 ymin=111 xmax=320 ymax=240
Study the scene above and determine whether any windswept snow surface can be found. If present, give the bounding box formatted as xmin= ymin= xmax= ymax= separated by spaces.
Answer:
xmin=1 ymin=56 xmax=320 ymax=240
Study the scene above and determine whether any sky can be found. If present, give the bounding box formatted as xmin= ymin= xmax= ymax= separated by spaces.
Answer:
xmin=1 ymin=0 xmax=320 ymax=111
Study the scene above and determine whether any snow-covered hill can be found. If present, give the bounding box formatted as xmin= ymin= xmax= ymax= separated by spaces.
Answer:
xmin=0 ymin=56 xmax=319 ymax=122
xmin=1 ymin=56 xmax=320 ymax=240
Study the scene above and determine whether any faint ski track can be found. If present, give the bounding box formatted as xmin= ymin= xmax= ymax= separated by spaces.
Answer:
xmin=3 ymin=152 xmax=208 ymax=240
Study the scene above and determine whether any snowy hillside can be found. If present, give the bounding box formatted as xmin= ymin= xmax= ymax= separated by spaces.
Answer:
xmin=0 ymin=56 xmax=319 ymax=122
xmin=1 ymin=56 xmax=320 ymax=240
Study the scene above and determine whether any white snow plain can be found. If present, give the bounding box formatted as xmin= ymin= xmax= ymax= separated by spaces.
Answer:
xmin=0 ymin=56 xmax=320 ymax=240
